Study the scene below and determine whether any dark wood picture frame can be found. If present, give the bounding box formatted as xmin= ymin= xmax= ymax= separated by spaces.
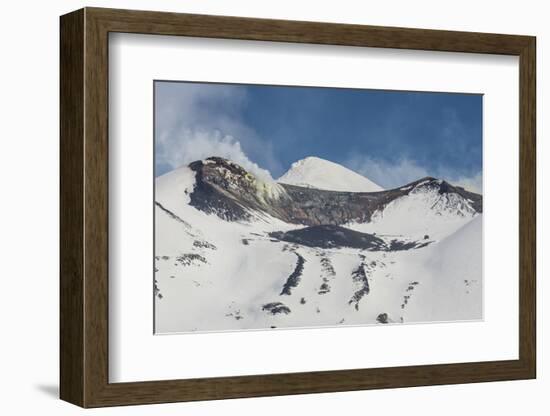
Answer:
xmin=60 ymin=7 xmax=536 ymax=408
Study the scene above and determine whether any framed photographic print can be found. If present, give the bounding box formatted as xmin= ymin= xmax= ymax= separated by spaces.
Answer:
xmin=60 ymin=7 xmax=536 ymax=408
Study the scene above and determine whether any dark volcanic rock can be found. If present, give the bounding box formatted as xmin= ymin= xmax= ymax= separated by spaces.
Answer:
xmin=262 ymin=302 xmax=291 ymax=315
xmin=389 ymin=239 xmax=431 ymax=250
xmin=188 ymin=158 xmax=256 ymax=222
xmin=376 ymin=313 xmax=389 ymax=324
xmin=175 ymin=253 xmax=207 ymax=267
xmin=188 ymin=157 xmax=483 ymax=226
xmin=280 ymin=253 xmax=306 ymax=295
xmin=270 ymin=225 xmax=386 ymax=250
xmin=270 ymin=226 xmax=432 ymax=252
xmin=349 ymin=261 xmax=371 ymax=310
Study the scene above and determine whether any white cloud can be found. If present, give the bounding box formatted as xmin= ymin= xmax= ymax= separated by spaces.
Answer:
xmin=346 ymin=156 xmax=429 ymax=190
xmin=155 ymin=82 xmax=282 ymax=179
xmin=156 ymin=128 xmax=274 ymax=181
xmin=452 ymin=171 xmax=483 ymax=194
xmin=345 ymin=155 xmax=482 ymax=194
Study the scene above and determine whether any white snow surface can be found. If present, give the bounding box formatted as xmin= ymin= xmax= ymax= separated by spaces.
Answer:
xmin=346 ymin=180 xmax=478 ymax=241
xmin=278 ymin=156 xmax=384 ymax=192
xmin=154 ymin=164 xmax=482 ymax=334
xmin=405 ymin=215 xmax=482 ymax=322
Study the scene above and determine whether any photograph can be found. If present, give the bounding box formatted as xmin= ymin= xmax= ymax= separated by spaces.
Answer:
xmin=153 ymin=81 xmax=483 ymax=334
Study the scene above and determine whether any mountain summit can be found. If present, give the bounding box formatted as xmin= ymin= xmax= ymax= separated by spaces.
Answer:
xmin=176 ymin=157 xmax=481 ymax=231
xmin=278 ymin=156 xmax=384 ymax=192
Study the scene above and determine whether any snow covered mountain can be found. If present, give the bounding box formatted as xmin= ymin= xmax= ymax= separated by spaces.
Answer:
xmin=186 ymin=157 xmax=480 ymax=227
xmin=278 ymin=156 xmax=384 ymax=192
xmin=154 ymin=156 xmax=482 ymax=334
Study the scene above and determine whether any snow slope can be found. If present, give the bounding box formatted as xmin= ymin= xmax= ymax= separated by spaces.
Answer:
xmin=278 ymin=156 xmax=384 ymax=192
xmin=154 ymin=159 xmax=482 ymax=334
xmin=405 ymin=215 xmax=483 ymax=322
xmin=346 ymin=179 xmax=478 ymax=241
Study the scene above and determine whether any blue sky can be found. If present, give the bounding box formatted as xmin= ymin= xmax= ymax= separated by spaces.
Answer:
xmin=155 ymin=81 xmax=482 ymax=192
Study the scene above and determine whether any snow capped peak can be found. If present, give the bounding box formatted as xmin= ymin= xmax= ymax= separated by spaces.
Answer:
xmin=297 ymin=156 xmax=331 ymax=164
xmin=278 ymin=156 xmax=384 ymax=192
